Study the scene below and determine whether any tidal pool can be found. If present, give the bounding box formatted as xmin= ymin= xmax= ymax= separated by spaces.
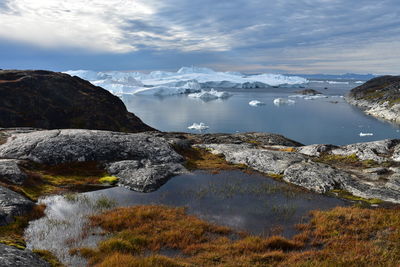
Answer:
xmin=25 ymin=170 xmax=347 ymax=266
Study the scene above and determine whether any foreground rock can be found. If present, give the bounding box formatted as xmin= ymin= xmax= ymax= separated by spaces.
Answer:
xmin=0 ymin=129 xmax=186 ymax=192
xmin=0 ymin=70 xmax=153 ymax=132
xmin=0 ymin=186 xmax=33 ymax=225
xmin=0 ymin=244 xmax=50 ymax=267
xmin=346 ymin=75 xmax=400 ymax=124
xmin=0 ymin=159 xmax=27 ymax=185
xmin=198 ymin=138 xmax=400 ymax=203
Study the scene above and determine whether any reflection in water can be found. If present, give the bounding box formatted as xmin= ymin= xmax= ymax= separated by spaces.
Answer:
xmin=25 ymin=171 xmax=347 ymax=266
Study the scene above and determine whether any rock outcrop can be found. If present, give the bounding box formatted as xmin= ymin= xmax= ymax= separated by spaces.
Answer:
xmin=346 ymin=75 xmax=400 ymax=124
xmin=197 ymin=138 xmax=400 ymax=203
xmin=0 ymin=244 xmax=50 ymax=267
xmin=0 ymin=186 xmax=33 ymax=225
xmin=0 ymin=70 xmax=153 ymax=132
xmin=0 ymin=129 xmax=186 ymax=192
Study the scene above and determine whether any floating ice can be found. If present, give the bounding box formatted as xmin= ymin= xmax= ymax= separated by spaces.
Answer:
xmin=65 ymin=67 xmax=308 ymax=96
xmin=133 ymin=80 xmax=201 ymax=96
xmin=359 ymin=132 xmax=374 ymax=137
xmin=249 ymin=100 xmax=265 ymax=106
xmin=354 ymin=81 xmax=365 ymax=84
xmin=273 ymin=98 xmax=295 ymax=106
xmin=327 ymin=81 xmax=349 ymax=85
xmin=188 ymin=89 xmax=232 ymax=100
xmin=289 ymin=94 xmax=330 ymax=100
xmin=188 ymin=122 xmax=209 ymax=131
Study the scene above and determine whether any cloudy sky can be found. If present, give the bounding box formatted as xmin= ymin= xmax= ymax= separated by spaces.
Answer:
xmin=0 ymin=0 xmax=399 ymax=74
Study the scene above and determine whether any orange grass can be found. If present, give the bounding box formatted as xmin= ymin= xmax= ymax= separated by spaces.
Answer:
xmin=73 ymin=205 xmax=400 ymax=266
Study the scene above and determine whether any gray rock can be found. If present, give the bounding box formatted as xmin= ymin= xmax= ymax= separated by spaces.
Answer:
xmin=0 ymin=186 xmax=33 ymax=226
xmin=197 ymin=144 xmax=306 ymax=174
xmin=297 ymin=144 xmax=338 ymax=157
xmin=392 ymin=144 xmax=400 ymax=161
xmin=0 ymin=129 xmax=183 ymax=165
xmin=107 ymin=160 xmax=186 ymax=192
xmin=283 ymin=161 xmax=351 ymax=193
xmin=188 ymin=132 xmax=303 ymax=147
xmin=331 ymin=139 xmax=399 ymax=162
xmin=0 ymin=129 xmax=186 ymax=192
xmin=0 ymin=244 xmax=50 ymax=267
xmin=0 ymin=159 xmax=27 ymax=185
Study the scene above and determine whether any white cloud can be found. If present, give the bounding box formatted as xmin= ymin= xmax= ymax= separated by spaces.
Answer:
xmin=0 ymin=0 xmax=233 ymax=53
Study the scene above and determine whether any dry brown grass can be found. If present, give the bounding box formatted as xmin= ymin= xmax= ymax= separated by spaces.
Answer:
xmin=173 ymin=146 xmax=247 ymax=172
xmin=73 ymin=205 xmax=400 ymax=267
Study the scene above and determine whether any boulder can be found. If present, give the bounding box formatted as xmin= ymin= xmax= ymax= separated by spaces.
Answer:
xmin=0 ymin=159 xmax=27 ymax=185
xmin=0 ymin=186 xmax=33 ymax=225
xmin=0 ymin=244 xmax=50 ymax=267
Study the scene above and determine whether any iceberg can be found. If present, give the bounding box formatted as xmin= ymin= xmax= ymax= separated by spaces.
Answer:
xmin=359 ymin=132 xmax=374 ymax=137
xmin=188 ymin=122 xmax=209 ymax=131
xmin=249 ymin=100 xmax=266 ymax=106
xmin=273 ymin=98 xmax=295 ymax=106
xmin=133 ymin=80 xmax=201 ymax=96
xmin=64 ymin=67 xmax=308 ymax=97
xmin=188 ymin=89 xmax=232 ymax=100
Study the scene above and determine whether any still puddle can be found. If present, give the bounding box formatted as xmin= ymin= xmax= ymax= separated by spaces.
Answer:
xmin=25 ymin=170 xmax=347 ymax=266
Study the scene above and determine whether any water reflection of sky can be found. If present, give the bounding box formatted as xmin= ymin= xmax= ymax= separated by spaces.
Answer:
xmin=85 ymin=170 xmax=347 ymax=237
xmin=121 ymin=83 xmax=400 ymax=146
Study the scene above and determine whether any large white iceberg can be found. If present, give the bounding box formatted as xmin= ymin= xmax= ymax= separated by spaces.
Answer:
xmin=64 ymin=67 xmax=308 ymax=96
xmin=188 ymin=122 xmax=209 ymax=131
xmin=188 ymin=89 xmax=232 ymax=100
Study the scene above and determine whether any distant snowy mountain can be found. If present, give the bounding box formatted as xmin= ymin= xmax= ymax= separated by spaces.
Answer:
xmin=65 ymin=67 xmax=308 ymax=96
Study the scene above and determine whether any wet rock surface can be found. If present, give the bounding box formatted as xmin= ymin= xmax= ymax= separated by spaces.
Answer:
xmin=0 ymin=186 xmax=33 ymax=226
xmin=0 ymin=244 xmax=50 ymax=267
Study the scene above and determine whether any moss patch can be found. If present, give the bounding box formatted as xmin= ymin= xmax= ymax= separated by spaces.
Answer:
xmin=33 ymin=250 xmax=64 ymax=267
xmin=99 ymin=176 xmax=119 ymax=185
xmin=73 ymin=205 xmax=400 ymax=266
xmin=3 ymin=161 xmax=114 ymax=201
xmin=330 ymin=189 xmax=383 ymax=205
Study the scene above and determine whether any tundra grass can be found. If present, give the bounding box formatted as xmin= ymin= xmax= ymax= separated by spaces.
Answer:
xmin=71 ymin=205 xmax=400 ymax=267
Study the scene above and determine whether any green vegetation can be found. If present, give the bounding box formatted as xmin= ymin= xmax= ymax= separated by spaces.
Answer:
xmin=71 ymin=205 xmax=400 ymax=266
xmin=0 ymin=204 xmax=46 ymax=249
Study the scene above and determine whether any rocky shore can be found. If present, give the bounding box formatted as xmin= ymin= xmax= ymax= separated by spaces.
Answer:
xmin=345 ymin=75 xmax=400 ymax=124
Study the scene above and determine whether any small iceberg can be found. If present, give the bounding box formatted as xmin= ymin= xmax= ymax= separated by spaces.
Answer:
xmin=188 ymin=89 xmax=232 ymax=100
xmin=188 ymin=122 xmax=209 ymax=131
xmin=359 ymin=132 xmax=374 ymax=137
xmin=249 ymin=100 xmax=265 ymax=106
xmin=273 ymin=98 xmax=295 ymax=106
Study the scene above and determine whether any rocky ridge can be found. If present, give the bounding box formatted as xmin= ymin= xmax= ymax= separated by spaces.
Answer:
xmin=346 ymin=75 xmax=400 ymax=124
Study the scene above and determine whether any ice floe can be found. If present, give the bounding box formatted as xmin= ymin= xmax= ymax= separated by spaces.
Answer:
xmin=64 ymin=67 xmax=308 ymax=96
xmin=273 ymin=98 xmax=295 ymax=106
xmin=249 ymin=100 xmax=265 ymax=106
xmin=359 ymin=132 xmax=374 ymax=137
xmin=188 ymin=89 xmax=232 ymax=100
xmin=188 ymin=122 xmax=209 ymax=131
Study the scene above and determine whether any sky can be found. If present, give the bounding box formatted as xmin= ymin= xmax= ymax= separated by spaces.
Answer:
xmin=0 ymin=0 xmax=399 ymax=74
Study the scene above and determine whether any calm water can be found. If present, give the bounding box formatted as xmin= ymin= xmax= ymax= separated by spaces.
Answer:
xmin=121 ymin=81 xmax=400 ymax=145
